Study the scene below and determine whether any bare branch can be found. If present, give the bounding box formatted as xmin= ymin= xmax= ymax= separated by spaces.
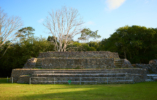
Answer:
xmin=44 ymin=7 xmax=84 ymax=52
xmin=0 ymin=7 xmax=23 ymax=55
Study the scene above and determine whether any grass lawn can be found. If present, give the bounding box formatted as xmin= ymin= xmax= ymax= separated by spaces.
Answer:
xmin=0 ymin=78 xmax=157 ymax=100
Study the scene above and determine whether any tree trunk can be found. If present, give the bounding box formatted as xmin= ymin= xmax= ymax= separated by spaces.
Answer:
xmin=63 ymin=41 xmax=67 ymax=52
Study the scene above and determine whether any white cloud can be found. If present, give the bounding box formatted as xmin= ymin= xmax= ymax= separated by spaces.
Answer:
xmin=38 ymin=18 xmax=44 ymax=23
xmin=84 ymin=21 xmax=95 ymax=26
xmin=106 ymin=0 xmax=126 ymax=10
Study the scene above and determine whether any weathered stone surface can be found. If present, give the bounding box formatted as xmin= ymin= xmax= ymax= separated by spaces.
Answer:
xmin=24 ymin=51 xmax=119 ymax=69
xmin=36 ymin=58 xmax=115 ymax=69
xmin=121 ymin=59 xmax=133 ymax=68
xmin=149 ymin=59 xmax=157 ymax=65
xmin=17 ymin=75 xmax=30 ymax=83
xmin=10 ymin=51 xmax=147 ymax=84
xmin=114 ymin=59 xmax=133 ymax=68
xmin=24 ymin=58 xmax=37 ymax=68
xmin=23 ymin=51 xmax=119 ymax=69
xmin=38 ymin=51 xmax=119 ymax=58
xmin=135 ymin=63 xmax=157 ymax=73
xmin=153 ymin=77 xmax=157 ymax=81
xmin=10 ymin=68 xmax=147 ymax=83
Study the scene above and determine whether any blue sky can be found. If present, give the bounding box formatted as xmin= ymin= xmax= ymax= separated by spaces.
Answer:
xmin=0 ymin=0 xmax=157 ymax=41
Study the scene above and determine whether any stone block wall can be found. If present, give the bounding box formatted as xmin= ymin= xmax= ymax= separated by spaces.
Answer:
xmin=24 ymin=58 xmax=37 ymax=68
xmin=35 ymin=58 xmax=115 ymax=69
xmin=134 ymin=64 xmax=157 ymax=73
xmin=10 ymin=68 xmax=147 ymax=83
xmin=23 ymin=51 xmax=120 ymax=69
xmin=10 ymin=69 xmax=35 ymax=83
xmin=38 ymin=51 xmax=119 ymax=58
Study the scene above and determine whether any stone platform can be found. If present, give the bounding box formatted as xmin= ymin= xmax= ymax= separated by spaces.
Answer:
xmin=23 ymin=51 xmax=120 ymax=69
xmin=10 ymin=51 xmax=146 ymax=84
xmin=11 ymin=68 xmax=146 ymax=84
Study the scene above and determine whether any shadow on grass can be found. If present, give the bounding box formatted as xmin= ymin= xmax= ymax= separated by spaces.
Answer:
xmin=0 ymin=77 xmax=156 ymax=100
xmin=10 ymin=82 xmax=157 ymax=100
xmin=9 ymin=87 xmax=117 ymax=100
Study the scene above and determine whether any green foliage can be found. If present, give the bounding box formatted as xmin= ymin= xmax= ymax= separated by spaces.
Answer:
xmin=78 ymin=28 xmax=101 ymax=42
xmin=88 ymin=41 xmax=100 ymax=51
xmin=1 ymin=25 xmax=157 ymax=77
xmin=16 ymin=27 xmax=35 ymax=43
xmin=47 ymin=36 xmax=57 ymax=42
xmin=80 ymin=43 xmax=97 ymax=51
xmin=0 ymin=37 xmax=54 ymax=77
xmin=17 ymin=27 xmax=35 ymax=38
xmin=100 ymin=25 xmax=157 ymax=63
xmin=67 ymin=41 xmax=97 ymax=51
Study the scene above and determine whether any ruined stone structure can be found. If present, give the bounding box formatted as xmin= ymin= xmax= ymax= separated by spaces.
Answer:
xmin=10 ymin=51 xmax=146 ymax=84
xmin=24 ymin=51 xmax=119 ymax=69
xmin=133 ymin=59 xmax=157 ymax=74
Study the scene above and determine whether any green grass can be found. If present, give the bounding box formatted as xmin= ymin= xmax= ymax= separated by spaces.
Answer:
xmin=0 ymin=78 xmax=157 ymax=100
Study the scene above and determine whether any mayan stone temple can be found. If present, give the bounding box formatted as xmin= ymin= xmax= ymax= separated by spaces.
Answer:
xmin=10 ymin=51 xmax=147 ymax=84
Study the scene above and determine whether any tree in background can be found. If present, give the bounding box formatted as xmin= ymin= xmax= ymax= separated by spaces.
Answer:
xmin=47 ymin=36 xmax=58 ymax=51
xmin=78 ymin=28 xmax=101 ymax=43
xmin=47 ymin=36 xmax=57 ymax=43
xmin=0 ymin=36 xmax=55 ymax=77
xmin=67 ymin=41 xmax=97 ymax=51
xmin=44 ymin=6 xmax=84 ymax=52
xmin=17 ymin=27 xmax=35 ymax=42
xmin=0 ymin=7 xmax=23 ymax=57
xmin=77 ymin=28 xmax=101 ymax=51
xmin=100 ymin=25 xmax=157 ymax=63
xmin=88 ymin=41 xmax=100 ymax=51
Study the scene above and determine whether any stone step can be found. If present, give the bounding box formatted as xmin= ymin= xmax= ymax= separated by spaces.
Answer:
xmin=114 ymin=62 xmax=122 ymax=63
xmin=37 ymin=51 xmax=119 ymax=58
xmin=114 ymin=64 xmax=122 ymax=66
xmin=30 ymin=76 xmax=133 ymax=79
xmin=33 ymin=71 xmax=119 ymax=74
xmin=114 ymin=60 xmax=123 ymax=67
xmin=147 ymin=74 xmax=157 ymax=81
xmin=114 ymin=64 xmax=122 ymax=65
xmin=34 ymin=58 xmax=115 ymax=69
xmin=152 ymin=77 xmax=157 ymax=81
xmin=31 ymin=80 xmax=133 ymax=83
xmin=31 ymin=80 xmax=133 ymax=84
xmin=34 ymin=70 xmax=118 ymax=72
xmin=32 ymin=73 xmax=127 ymax=77
xmin=147 ymin=74 xmax=157 ymax=77
xmin=114 ymin=59 xmax=123 ymax=61
xmin=114 ymin=59 xmax=124 ymax=65
xmin=114 ymin=62 xmax=123 ymax=63
xmin=114 ymin=63 xmax=123 ymax=64
xmin=114 ymin=64 xmax=123 ymax=65
xmin=114 ymin=65 xmax=122 ymax=67
xmin=33 ymin=70 xmax=119 ymax=72
xmin=30 ymin=77 xmax=133 ymax=84
xmin=33 ymin=72 xmax=120 ymax=75
xmin=145 ymin=79 xmax=154 ymax=82
xmin=17 ymin=75 xmax=30 ymax=83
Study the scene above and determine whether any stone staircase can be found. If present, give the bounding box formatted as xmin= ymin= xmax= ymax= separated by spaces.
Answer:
xmin=12 ymin=51 xmax=146 ymax=84
xmin=29 ymin=70 xmax=134 ymax=84
xmin=35 ymin=59 xmax=42 ymax=68
xmin=146 ymin=74 xmax=157 ymax=81
xmin=114 ymin=59 xmax=124 ymax=68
